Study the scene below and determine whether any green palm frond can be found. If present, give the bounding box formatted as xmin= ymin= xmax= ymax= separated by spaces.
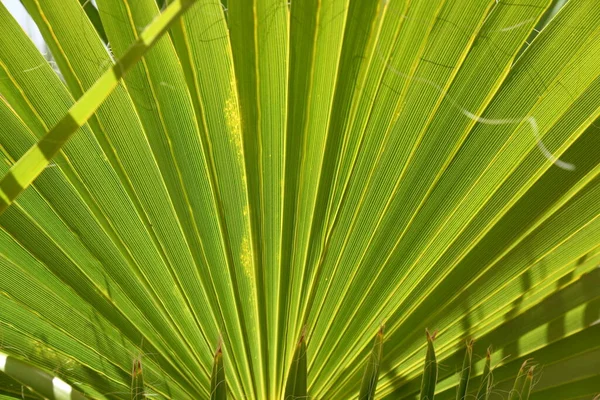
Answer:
xmin=1 ymin=0 xmax=599 ymax=399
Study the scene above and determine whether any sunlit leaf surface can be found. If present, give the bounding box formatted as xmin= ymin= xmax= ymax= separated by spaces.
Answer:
xmin=0 ymin=0 xmax=599 ymax=398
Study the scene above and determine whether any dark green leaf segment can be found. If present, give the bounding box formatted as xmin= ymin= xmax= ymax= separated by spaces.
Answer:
xmin=420 ymin=330 xmax=438 ymax=400
xmin=284 ymin=329 xmax=307 ymax=400
xmin=456 ymin=340 xmax=473 ymax=400
xmin=359 ymin=325 xmax=385 ymax=400
xmin=475 ymin=347 xmax=493 ymax=400
xmin=131 ymin=357 xmax=145 ymax=400
xmin=211 ymin=340 xmax=227 ymax=400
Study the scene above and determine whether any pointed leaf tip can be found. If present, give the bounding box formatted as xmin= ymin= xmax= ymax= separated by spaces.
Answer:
xmin=420 ymin=330 xmax=438 ymax=400
xmin=456 ymin=340 xmax=473 ymax=400
xmin=211 ymin=338 xmax=226 ymax=400
xmin=215 ymin=334 xmax=223 ymax=356
xmin=299 ymin=325 xmax=307 ymax=344
xmin=358 ymin=325 xmax=385 ymax=400
xmin=131 ymin=355 xmax=145 ymax=400
xmin=520 ymin=366 xmax=535 ymax=400
xmin=426 ymin=328 xmax=438 ymax=341
xmin=284 ymin=330 xmax=307 ymax=400
xmin=508 ymin=359 xmax=533 ymax=400
xmin=476 ymin=346 xmax=493 ymax=400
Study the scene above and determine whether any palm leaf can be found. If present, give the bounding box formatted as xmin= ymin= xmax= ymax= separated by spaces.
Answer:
xmin=1 ymin=0 xmax=599 ymax=399
xmin=358 ymin=325 xmax=385 ymax=400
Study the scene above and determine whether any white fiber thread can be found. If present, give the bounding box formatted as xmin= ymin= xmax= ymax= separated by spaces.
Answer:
xmin=379 ymin=27 xmax=576 ymax=171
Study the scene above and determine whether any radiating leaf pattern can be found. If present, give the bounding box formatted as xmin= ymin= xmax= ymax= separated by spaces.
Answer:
xmin=1 ymin=0 xmax=599 ymax=399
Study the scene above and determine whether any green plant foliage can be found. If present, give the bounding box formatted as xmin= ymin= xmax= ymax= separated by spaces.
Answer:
xmin=131 ymin=356 xmax=145 ymax=400
xmin=211 ymin=341 xmax=227 ymax=400
xmin=521 ymin=366 xmax=534 ymax=400
xmin=0 ymin=0 xmax=199 ymax=213
xmin=455 ymin=340 xmax=472 ymax=400
xmin=419 ymin=330 xmax=438 ymax=400
xmin=1 ymin=0 xmax=600 ymax=398
xmin=0 ymin=351 xmax=86 ymax=400
xmin=283 ymin=330 xmax=307 ymax=400
xmin=508 ymin=360 xmax=531 ymax=400
xmin=358 ymin=325 xmax=385 ymax=400
xmin=475 ymin=347 xmax=492 ymax=400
